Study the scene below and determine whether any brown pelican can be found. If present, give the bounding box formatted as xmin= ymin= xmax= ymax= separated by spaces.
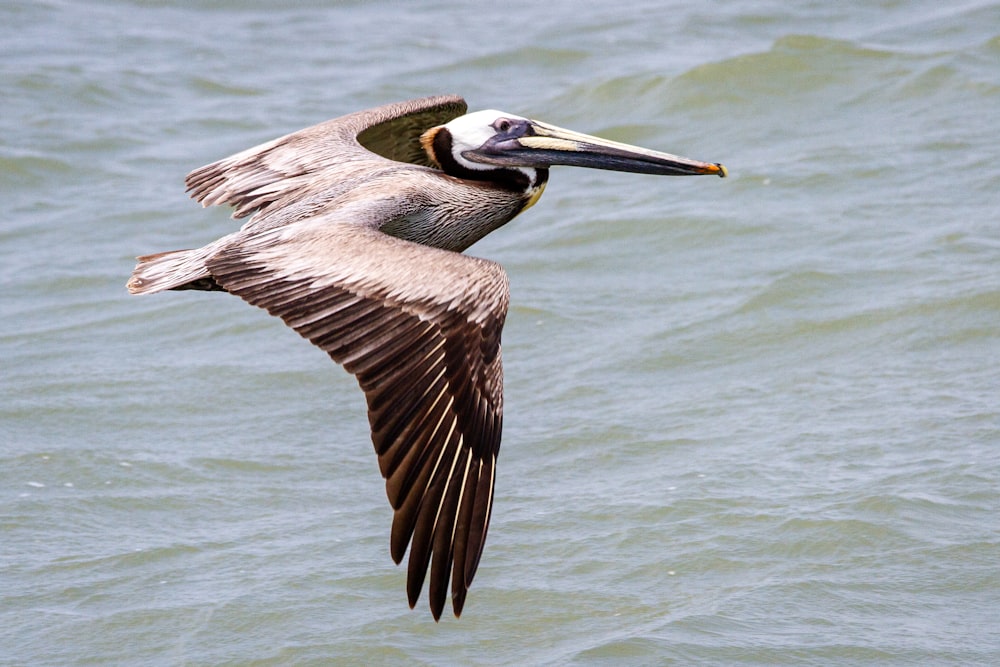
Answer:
xmin=127 ymin=95 xmax=726 ymax=620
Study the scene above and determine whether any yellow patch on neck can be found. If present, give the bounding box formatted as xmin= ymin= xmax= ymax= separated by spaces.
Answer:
xmin=524 ymin=180 xmax=547 ymax=211
xmin=419 ymin=127 xmax=442 ymax=168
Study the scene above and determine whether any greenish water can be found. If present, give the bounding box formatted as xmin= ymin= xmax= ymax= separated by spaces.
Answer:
xmin=2 ymin=1 xmax=998 ymax=664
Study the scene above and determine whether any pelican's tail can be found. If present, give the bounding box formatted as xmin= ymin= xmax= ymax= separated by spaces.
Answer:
xmin=127 ymin=244 xmax=225 ymax=294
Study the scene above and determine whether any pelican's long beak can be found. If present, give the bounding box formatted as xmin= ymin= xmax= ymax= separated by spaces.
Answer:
xmin=465 ymin=119 xmax=727 ymax=178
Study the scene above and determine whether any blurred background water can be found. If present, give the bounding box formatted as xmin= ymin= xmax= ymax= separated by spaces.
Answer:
xmin=2 ymin=1 xmax=998 ymax=664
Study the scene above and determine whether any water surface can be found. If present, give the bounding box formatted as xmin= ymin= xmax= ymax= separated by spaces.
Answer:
xmin=2 ymin=1 xmax=998 ymax=664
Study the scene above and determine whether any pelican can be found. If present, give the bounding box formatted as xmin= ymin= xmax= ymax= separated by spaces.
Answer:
xmin=128 ymin=95 xmax=726 ymax=620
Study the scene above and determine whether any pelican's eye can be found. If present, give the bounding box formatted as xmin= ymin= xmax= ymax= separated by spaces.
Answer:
xmin=492 ymin=118 xmax=526 ymax=137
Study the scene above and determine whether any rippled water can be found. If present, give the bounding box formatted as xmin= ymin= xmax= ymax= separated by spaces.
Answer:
xmin=3 ymin=1 xmax=999 ymax=664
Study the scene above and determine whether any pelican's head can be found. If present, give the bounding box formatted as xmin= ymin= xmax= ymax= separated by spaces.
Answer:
xmin=421 ymin=109 xmax=727 ymax=186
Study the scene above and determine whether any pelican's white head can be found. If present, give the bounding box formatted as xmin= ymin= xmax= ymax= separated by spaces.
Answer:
xmin=438 ymin=110 xmax=530 ymax=172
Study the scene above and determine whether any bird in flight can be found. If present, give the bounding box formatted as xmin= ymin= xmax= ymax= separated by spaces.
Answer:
xmin=128 ymin=95 xmax=726 ymax=620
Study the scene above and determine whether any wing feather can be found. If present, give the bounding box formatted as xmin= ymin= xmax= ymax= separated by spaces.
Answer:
xmin=186 ymin=96 xmax=467 ymax=220
xmin=406 ymin=424 xmax=462 ymax=610
xmin=429 ymin=447 xmax=471 ymax=616
xmin=205 ymin=222 xmax=506 ymax=620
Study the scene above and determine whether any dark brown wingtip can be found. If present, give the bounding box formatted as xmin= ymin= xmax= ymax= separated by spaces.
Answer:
xmin=452 ymin=588 xmax=468 ymax=618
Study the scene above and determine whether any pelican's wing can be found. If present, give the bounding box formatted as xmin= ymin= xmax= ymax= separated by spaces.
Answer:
xmin=205 ymin=222 xmax=506 ymax=620
xmin=185 ymin=95 xmax=467 ymax=219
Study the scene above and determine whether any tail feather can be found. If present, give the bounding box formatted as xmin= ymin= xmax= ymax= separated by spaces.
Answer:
xmin=127 ymin=245 xmax=225 ymax=294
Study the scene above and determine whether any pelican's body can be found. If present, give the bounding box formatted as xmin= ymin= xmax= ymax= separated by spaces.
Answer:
xmin=128 ymin=95 xmax=725 ymax=619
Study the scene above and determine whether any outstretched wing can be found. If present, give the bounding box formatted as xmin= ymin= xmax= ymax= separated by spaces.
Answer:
xmin=206 ymin=221 xmax=506 ymax=620
xmin=185 ymin=95 xmax=468 ymax=220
